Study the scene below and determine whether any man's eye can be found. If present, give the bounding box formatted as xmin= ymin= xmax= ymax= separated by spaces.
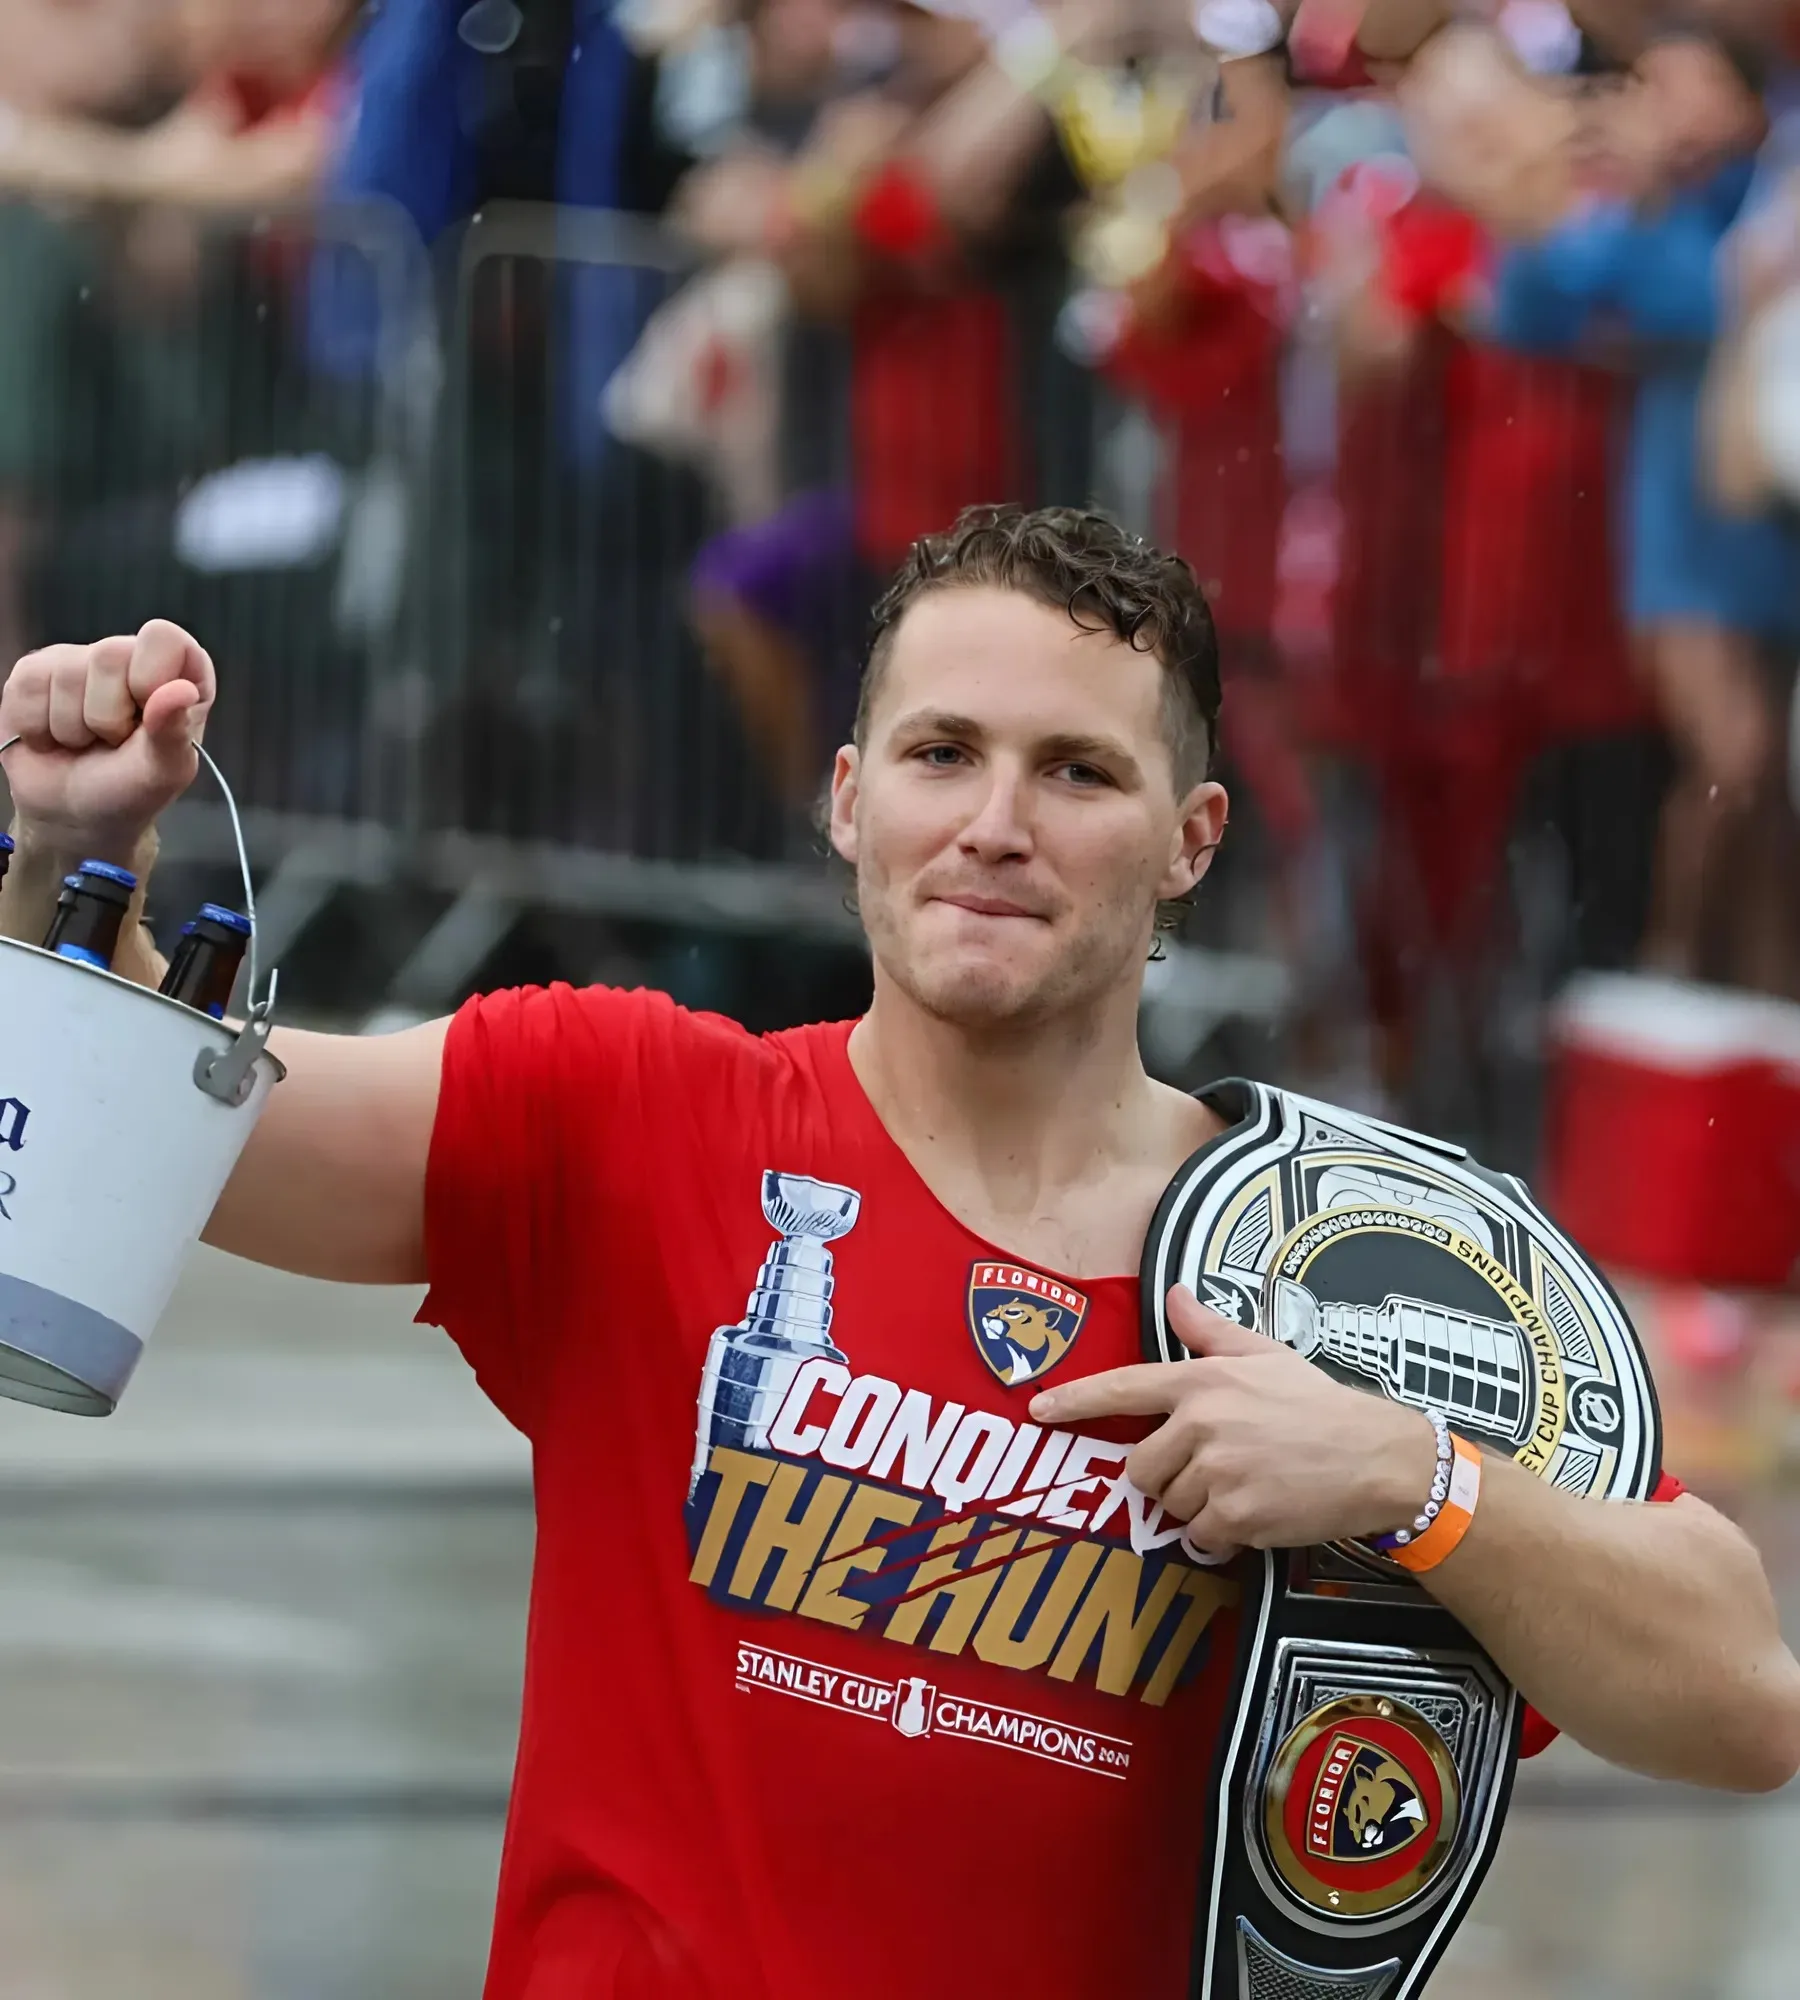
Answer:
xmin=917 ymin=744 xmax=967 ymax=766
xmin=1058 ymin=763 xmax=1110 ymax=787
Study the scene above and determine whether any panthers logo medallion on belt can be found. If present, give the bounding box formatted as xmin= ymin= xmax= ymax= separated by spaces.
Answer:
xmin=1263 ymin=1695 xmax=1461 ymax=1918
xmin=966 ymin=1261 xmax=1089 ymax=1387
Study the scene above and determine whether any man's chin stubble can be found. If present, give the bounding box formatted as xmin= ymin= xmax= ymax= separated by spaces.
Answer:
xmin=864 ymin=897 xmax=1141 ymax=1025
xmin=909 ymin=949 xmax=1115 ymax=1030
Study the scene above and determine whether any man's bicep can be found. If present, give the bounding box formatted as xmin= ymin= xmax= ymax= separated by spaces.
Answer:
xmin=203 ymin=1018 xmax=450 ymax=1284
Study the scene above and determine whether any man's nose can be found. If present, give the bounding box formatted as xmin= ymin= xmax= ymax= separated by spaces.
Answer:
xmin=957 ymin=764 xmax=1034 ymax=861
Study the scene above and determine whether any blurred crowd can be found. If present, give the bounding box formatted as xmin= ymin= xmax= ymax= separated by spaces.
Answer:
xmin=2 ymin=0 xmax=1800 ymax=1152
xmin=618 ymin=0 xmax=1800 ymax=1128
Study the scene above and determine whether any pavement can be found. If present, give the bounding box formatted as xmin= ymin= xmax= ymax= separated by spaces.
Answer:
xmin=0 ymin=1250 xmax=1795 ymax=1998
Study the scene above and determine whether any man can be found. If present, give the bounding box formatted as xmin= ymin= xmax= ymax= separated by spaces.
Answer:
xmin=1 ymin=504 xmax=1796 ymax=2000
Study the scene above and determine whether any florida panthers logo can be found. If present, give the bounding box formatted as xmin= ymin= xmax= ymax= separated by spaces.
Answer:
xmin=1311 ymin=1735 xmax=1428 ymax=1861
xmin=966 ymin=1261 xmax=1090 ymax=1387
xmin=1265 ymin=1695 xmax=1458 ymax=1918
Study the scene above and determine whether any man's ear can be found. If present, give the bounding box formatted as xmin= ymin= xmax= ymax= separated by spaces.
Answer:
xmin=829 ymin=745 xmax=861 ymax=867
xmin=1160 ymin=779 xmax=1230 ymax=900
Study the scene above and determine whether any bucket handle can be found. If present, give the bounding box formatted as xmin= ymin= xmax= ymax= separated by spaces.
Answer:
xmin=0 ymin=732 xmax=278 ymax=1107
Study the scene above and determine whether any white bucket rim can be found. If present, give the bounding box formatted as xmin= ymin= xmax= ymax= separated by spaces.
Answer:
xmin=0 ymin=932 xmax=288 ymax=1079
xmin=0 ymin=735 xmax=279 ymax=1021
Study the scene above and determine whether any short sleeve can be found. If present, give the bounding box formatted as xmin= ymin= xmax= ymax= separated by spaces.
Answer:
xmin=415 ymin=982 xmax=756 ymax=1435
xmin=1518 ymin=1469 xmax=1685 ymax=1757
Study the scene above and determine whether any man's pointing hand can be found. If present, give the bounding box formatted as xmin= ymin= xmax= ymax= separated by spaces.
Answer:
xmin=1029 ymin=1284 xmax=1439 ymax=1557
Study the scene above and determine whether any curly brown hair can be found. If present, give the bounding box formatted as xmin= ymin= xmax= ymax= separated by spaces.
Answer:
xmin=854 ymin=504 xmax=1221 ymax=788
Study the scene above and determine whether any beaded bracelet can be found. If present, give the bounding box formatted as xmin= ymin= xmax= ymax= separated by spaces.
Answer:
xmin=1370 ymin=1408 xmax=1452 ymax=1552
xmin=1389 ymin=1435 xmax=1482 ymax=1574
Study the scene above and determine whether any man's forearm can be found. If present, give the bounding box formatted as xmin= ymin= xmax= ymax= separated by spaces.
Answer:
xmin=0 ymin=819 xmax=167 ymax=988
xmin=1426 ymin=1454 xmax=1800 ymax=1790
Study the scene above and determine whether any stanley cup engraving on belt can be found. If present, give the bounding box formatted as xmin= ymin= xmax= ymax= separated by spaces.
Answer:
xmin=689 ymin=1171 xmax=861 ymax=1495
xmin=1270 ymin=1278 xmax=1531 ymax=1444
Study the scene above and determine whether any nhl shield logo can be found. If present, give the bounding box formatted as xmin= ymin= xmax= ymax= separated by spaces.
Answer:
xmin=967 ymin=1261 xmax=1090 ymax=1387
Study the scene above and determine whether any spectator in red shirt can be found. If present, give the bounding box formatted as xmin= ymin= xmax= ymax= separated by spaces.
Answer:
xmin=1328 ymin=189 xmax=1641 ymax=1110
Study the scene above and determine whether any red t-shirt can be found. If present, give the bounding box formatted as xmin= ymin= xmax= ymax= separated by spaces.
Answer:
xmin=420 ymin=987 xmax=1680 ymax=1997
xmin=423 ymin=986 xmax=1242 ymax=2000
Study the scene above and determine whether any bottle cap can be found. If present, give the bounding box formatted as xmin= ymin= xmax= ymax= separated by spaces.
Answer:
xmin=195 ymin=904 xmax=253 ymax=936
xmin=75 ymin=860 xmax=139 ymax=892
xmin=0 ymin=832 xmax=12 ymax=854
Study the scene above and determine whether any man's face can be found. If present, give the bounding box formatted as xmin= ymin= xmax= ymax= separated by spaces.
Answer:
xmin=829 ymin=587 xmax=1227 ymax=1030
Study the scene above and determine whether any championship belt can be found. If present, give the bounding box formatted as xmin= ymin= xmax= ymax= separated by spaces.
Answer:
xmin=1142 ymin=1081 xmax=1661 ymax=2000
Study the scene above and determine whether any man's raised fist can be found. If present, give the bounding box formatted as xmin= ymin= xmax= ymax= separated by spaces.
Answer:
xmin=0 ymin=620 xmax=214 ymax=864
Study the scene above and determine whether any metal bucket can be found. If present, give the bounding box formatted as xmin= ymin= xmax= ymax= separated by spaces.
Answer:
xmin=0 ymin=742 xmax=282 ymax=1415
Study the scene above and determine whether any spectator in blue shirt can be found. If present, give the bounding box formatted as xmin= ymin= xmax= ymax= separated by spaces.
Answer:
xmin=1483 ymin=25 xmax=1800 ymax=995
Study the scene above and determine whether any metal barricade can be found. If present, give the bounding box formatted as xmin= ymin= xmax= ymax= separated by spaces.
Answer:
xmin=0 ymin=193 xmax=440 ymax=962
xmin=419 ymin=205 xmax=834 ymax=956
xmin=397 ymin=203 xmax=1107 ymax=1005
xmin=350 ymin=201 xmax=1295 ymax=1043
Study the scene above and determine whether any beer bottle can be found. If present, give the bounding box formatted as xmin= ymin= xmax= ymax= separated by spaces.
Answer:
xmin=41 ymin=860 xmax=138 ymax=970
xmin=158 ymin=904 xmax=251 ymax=1019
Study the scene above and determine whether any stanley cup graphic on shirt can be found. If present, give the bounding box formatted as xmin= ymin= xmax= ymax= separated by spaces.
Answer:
xmin=1270 ymin=1275 xmax=1532 ymax=1445
xmin=689 ymin=1171 xmax=862 ymax=1496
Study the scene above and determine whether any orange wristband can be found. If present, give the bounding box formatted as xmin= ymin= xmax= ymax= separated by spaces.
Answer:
xmin=1389 ymin=1434 xmax=1481 ymax=1574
